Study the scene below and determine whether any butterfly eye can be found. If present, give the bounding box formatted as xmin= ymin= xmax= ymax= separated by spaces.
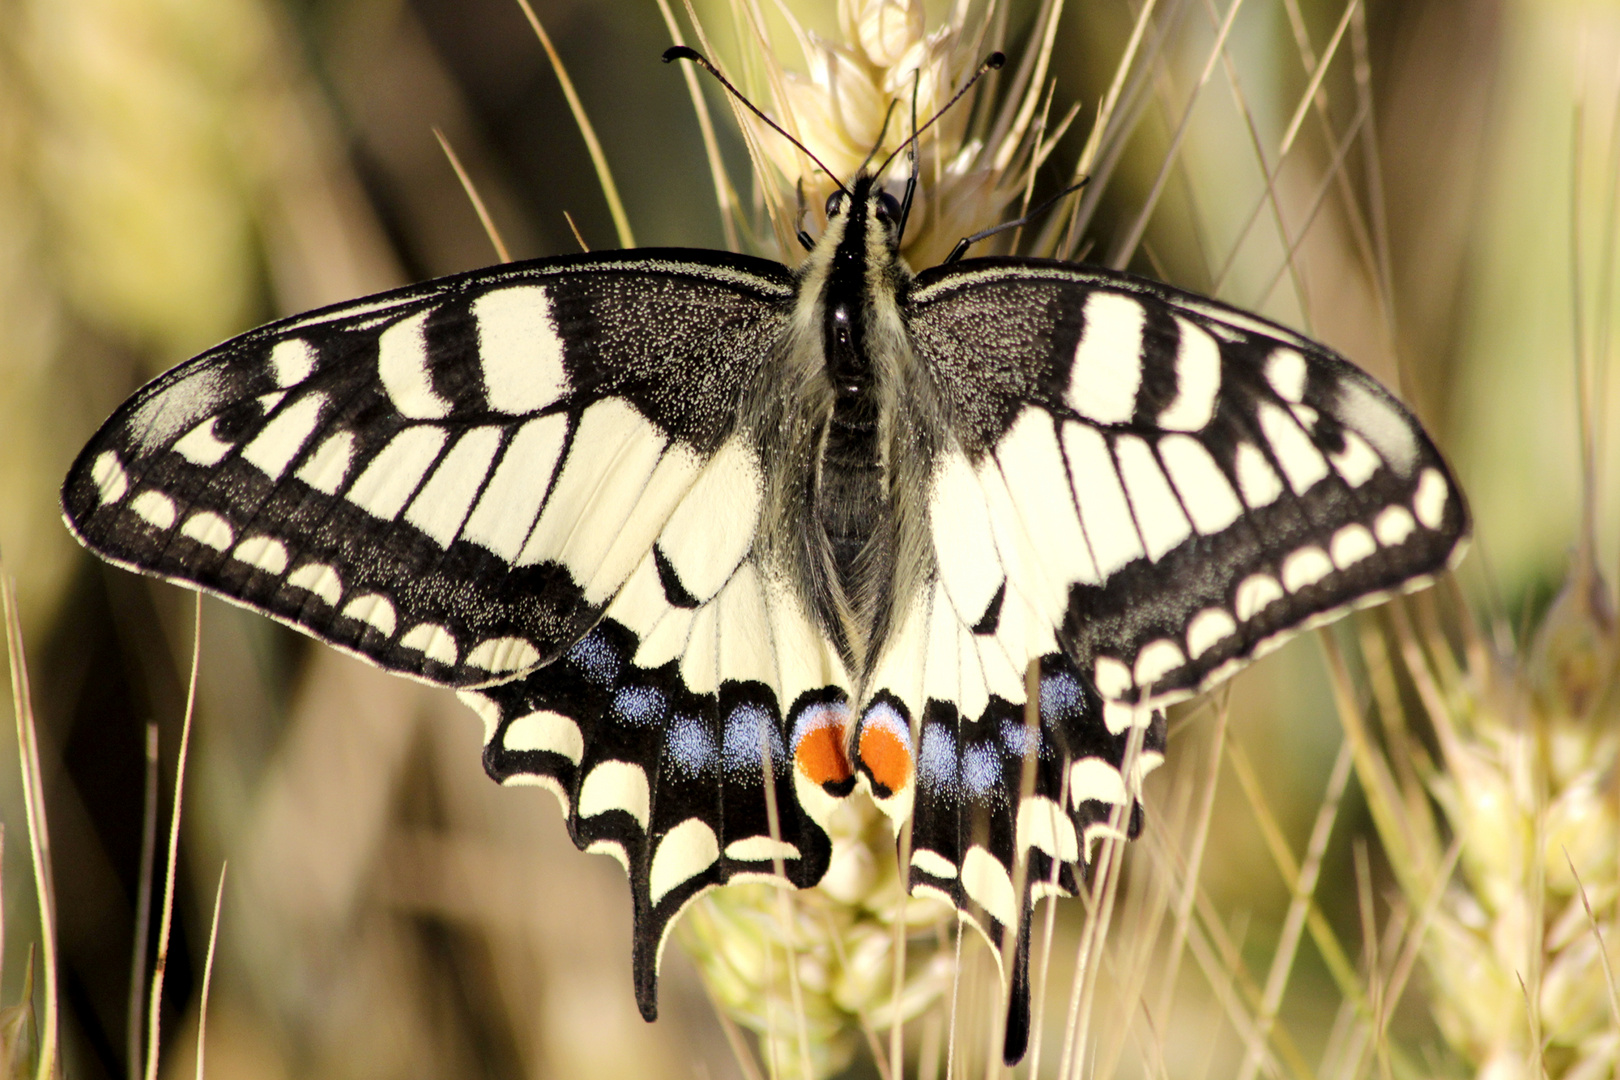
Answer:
xmin=825 ymin=191 xmax=846 ymax=218
xmin=876 ymin=191 xmax=902 ymax=221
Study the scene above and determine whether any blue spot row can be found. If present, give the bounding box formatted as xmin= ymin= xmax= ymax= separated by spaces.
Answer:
xmin=721 ymin=703 xmax=785 ymax=776
xmin=613 ymin=685 xmax=666 ymax=725
xmin=664 ymin=716 xmax=714 ymax=778
xmin=1039 ymin=669 xmax=1087 ymax=723
xmin=567 ymin=632 xmax=621 ymax=686
xmin=917 ymin=715 xmax=1050 ymax=803
xmin=653 ymin=702 xmax=789 ymax=780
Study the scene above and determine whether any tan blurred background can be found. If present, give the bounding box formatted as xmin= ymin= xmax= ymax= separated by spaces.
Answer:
xmin=1 ymin=0 xmax=1617 ymax=1077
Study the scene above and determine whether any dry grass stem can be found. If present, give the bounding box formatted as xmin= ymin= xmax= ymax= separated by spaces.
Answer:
xmin=127 ymin=723 xmax=159 ymax=1077
xmin=512 ymin=0 xmax=636 ymax=247
xmin=433 ymin=127 xmax=513 ymax=263
xmin=562 ymin=211 xmax=590 ymax=253
xmin=144 ymin=597 xmax=202 ymax=1080
xmin=1108 ymin=0 xmax=1247 ymax=270
xmin=654 ymin=0 xmax=742 ymax=252
xmin=2 ymin=569 xmax=57 ymax=1080
xmin=194 ymin=863 xmax=227 ymax=1080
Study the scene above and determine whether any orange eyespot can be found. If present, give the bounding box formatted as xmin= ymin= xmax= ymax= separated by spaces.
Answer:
xmin=792 ymin=705 xmax=852 ymax=789
xmin=858 ymin=715 xmax=913 ymax=798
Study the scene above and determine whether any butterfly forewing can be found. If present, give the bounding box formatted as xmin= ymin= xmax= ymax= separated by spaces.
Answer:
xmin=906 ymin=258 xmax=1468 ymax=715
xmin=63 ymin=251 xmax=796 ymax=688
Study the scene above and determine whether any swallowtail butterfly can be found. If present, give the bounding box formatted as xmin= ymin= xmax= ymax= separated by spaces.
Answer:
xmin=61 ymin=53 xmax=1467 ymax=1061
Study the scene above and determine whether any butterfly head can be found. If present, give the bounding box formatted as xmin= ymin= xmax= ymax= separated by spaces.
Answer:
xmin=824 ymin=178 xmax=901 ymax=227
xmin=822 ymin=173 xmax=908 ymax=257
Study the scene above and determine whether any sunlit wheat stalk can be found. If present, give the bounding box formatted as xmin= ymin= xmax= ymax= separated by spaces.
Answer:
xmin=1 ymin=569 xmax=221 ymax=1080
xmin=126 ymin=722 xmax=159 ymax=1076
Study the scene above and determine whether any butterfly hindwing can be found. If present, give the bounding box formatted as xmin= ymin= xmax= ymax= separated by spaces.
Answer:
xmin=467 ymin=539 xmax=854 ymax=1021
xmin=907 ymin=258 xmax=1469 ymax=713
xmin=62 ymin=251 xmax=795 ymax=688
xmin=856 ymin=568 xmax=1166 ymax=1060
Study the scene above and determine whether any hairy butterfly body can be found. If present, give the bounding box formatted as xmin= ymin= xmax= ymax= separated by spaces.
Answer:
xmin=63 ymin=169 xmax=1467 ymax=1060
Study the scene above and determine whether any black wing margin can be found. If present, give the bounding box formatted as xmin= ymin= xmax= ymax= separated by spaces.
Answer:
xmin=62 ymin=251 xmax=794 ymax=688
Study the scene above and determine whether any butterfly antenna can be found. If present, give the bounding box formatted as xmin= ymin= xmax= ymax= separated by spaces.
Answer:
xmin=895 ymin=69 xmax=921 ymax=243
xmin=857 ymin=98 xmax=901 ymax=176
xmin=944 ymin=177 xmax=1091 ymax=263
xmin=876 ymin=51 xmax=1006 ymax=181
xmin=664 ymin=46 xmax=848 ymax=196
xmin=793 ymin=178 xmax=815 ymax=252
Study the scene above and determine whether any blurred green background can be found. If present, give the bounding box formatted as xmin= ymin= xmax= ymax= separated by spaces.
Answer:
xmin=0 ymin=0 xmax=1616 ymax=1077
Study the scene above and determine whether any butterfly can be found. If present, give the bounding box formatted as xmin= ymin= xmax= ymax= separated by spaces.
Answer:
xmin=60 ymin=53 xmax=1468 ymax=1062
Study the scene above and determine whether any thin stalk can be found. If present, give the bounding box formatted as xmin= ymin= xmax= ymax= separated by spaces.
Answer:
xmin=1109 ymin=0 xmax=1249 ymax=270
xmin=127 ymin=723 xmax=160 ymax=1079
xmin=886 ymin=817 xmax=910 ymax=1080
xmin=1568 ymin=855 xmax=1620 ymax=1036
xmin=756 ymin=726 xmax=812 ymax=1080
xmin=1572 ymin=88 xmax=1595 ymax=562
xmin=1175 ymin=898 xmax=1287 ymax=1077
xmin=1276 ymin=0 xmax=1393 ymax=353
xmin=1057 ymin=0 xmax=1196 ymax=257
xmin=1025 ymin=765 xmax=1077 ymax=1080
xmin=1224 ymin=730 xmax=1376 ymax=1052
xmin=686 ymin=0 xmax=794 ymax=251
xmin=859 ymin=1022 xmax=893 ymax=1080
xmin=144 ymin=597 xmax=203 ymax=1080
xmin=3 ymin=570 xmax=58 ymax=1080
xmin=1252 ymin=99 xmax=1371 ymax=310
xmin=1061 ymin=725 xmax=1143 ymax=1080
xmin=704 ymin=975 xmax=766 ymax=1080
xmin=1277 ymin=0 xmax=1356 ymax=157
xmin=512 ymin=0 xmax=636 ymax=248
xmin=1194 ymin=0 xmax=1313 ymax=327
xmin=1349 ymin=3 xmax=1400 ymax=382
xmin=1152 ymin=698 xmax=1230 ymax=1045
xmin=943 ymin=920 xmax=963 ymax=1080
xmin=1209 ymin=0 xmax=1359 ymax=297
xmin=0 ymin=827 xmax=5 ymax=1003
xmin=1351 ymin=843 xmax=1381 ymax=1080
xmin=654 ymin=0 xmax=742 ymax=252
xmin=1233 ymin=741 xmax=1353 ymax=1080
xmin=1073 ymin=0 xmax=1159 ymax=184
xmin=1349 ymin=836 xmax=1462 ymax=1080
xmin=194 ymin=864 xmax=227 ymax=1080
xmin=988 ymin=0 xmax=1067 ymax=174
xmin=1591 ymin=55 xmax=1620 ymax=527
xmin=562 ymin=211 xmax=590 ymax=253
xmin=433 ymin=128 xmax=512 ymax=263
